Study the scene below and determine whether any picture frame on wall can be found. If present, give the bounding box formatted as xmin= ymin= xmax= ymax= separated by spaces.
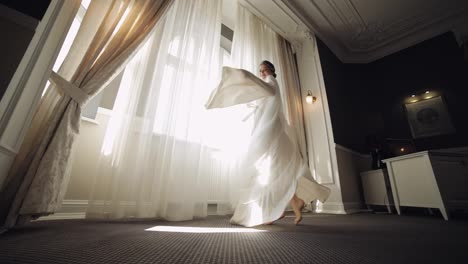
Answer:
xmin=404 ymin=96 xmax=455 ymax=138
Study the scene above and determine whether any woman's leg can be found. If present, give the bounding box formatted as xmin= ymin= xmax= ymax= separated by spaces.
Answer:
xmin=290 ymin=194 xmax=305 ymax=225
xmin=265 ymin=194 xmax=305 ymax=225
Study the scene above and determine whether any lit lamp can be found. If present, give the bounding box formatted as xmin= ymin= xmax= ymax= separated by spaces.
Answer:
xmin=306 ymin=90 xmax=316 ymax=104
xmin=424 ymin=90 xmax=433 ymax=99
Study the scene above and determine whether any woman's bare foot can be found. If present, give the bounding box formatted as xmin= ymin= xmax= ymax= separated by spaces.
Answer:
xmin=265 ymin=213 xmax=285 ymax=225
xmin=292 ymin=197 xmax=305 ymax=225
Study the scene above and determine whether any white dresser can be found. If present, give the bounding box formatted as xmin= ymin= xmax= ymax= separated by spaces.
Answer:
xmin=382 ymin=148 xmax=468 ymax=220
xmin=360 ymin=169 xmax=393 ymax=213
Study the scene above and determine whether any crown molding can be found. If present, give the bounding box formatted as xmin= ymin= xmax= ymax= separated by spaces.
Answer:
xmin=239 ymin=0 xmax=323 ymax=49
xmin=239 ymin=0 xmax=300 ymax=40
xmin=281 ymin=0 xmax=468 ymax=63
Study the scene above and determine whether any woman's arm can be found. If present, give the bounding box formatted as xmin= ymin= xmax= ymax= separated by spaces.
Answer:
xmin=238 ymin=68 xmax=276 ymax=94
xmin=205 ymin=67 xmax=276 ymax=109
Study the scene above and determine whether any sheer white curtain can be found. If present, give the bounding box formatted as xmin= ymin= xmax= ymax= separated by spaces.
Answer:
xmin=232 ymin=4 xmax=308 ymax=159
xmin=87 ymin=0 xmax=250 ymax=220
xmin=231 ymin=4 xmax=290 ymax=123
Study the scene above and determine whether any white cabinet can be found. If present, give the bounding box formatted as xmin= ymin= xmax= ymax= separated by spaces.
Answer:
xmin=360 ymin=169 xmax=393 ymax=213
xmin=383 ymin=148 xmax=468 ymax=220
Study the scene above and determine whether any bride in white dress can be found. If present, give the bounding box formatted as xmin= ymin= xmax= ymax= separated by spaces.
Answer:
xmin=206 ymin=61 xmax=330 ymax=227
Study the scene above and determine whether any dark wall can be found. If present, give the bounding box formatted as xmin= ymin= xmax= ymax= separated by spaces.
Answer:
xmin=317 ymin=39 xmax=385 ymax=153
xmin=317 ymin=32 xmax=468 ymax=154
xmin=371 ymin=33 xmax=468 ymax=151
xmin=0 ymin=0 xmax=50 ymax=20
xmin=0 ymin=0 xmax=51 ymax=101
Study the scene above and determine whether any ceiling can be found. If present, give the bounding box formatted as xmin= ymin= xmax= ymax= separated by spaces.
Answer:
xmin=5 ymin=0 xmax=466 ymax=63
xmin=281 ymin=0 xmax=468 ymax=63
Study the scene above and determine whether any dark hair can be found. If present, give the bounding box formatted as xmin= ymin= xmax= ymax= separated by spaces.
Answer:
xmin=260 ymin=60 xmax=277 ymax=78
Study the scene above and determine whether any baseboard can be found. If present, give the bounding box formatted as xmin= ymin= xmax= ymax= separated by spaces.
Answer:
xmin=316 ymin=201 xmax=368 ymax=214
xmin=59 ymin=199 xmax=88 ymax=212
xmin=316 ymin=202 xmax=347 ymax=214
xmin=37 ymin=199 xmax=88 ymax=221
xmin=343 ymin=202 xmax=368 ymax=214
xmin=37 ymin=212 xmax=86 ymax=221
xmin=38 ymin=200 xmax=225 ymax=220
xmin=36 ymin=199 xmax=363 ymax=220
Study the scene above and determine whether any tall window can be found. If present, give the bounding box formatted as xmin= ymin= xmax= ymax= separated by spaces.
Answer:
xmin=42 ymin=0 xmax=90 ymax=97
xmin=42 ymin=0 xmax=116 ymax=120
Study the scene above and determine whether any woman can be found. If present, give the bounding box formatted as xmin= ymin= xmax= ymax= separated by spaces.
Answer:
xmin=206 ymin=61 xmax=330 ymax=227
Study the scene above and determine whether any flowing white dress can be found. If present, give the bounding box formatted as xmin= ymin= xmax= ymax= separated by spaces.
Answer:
xmin=206 ymin=67 xmax=330 ymax=227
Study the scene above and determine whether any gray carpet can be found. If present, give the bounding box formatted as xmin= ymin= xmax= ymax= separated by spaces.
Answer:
xmin=1 ymin=213 xmax=468 ymax=264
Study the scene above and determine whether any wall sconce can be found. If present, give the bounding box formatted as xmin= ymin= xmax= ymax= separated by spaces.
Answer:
xmin=306 ymin=90 xmax=317 ymax=104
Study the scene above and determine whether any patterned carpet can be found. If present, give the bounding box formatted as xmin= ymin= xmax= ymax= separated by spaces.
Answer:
xmin=1 ymin=213 xmax=468 ymax=264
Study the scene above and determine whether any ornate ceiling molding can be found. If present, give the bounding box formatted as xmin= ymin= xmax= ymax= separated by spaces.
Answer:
xmin=239 ymin=0 xmax=300 ymax=39
xmin=282 ymin=0 xmax=468 ymax=63
xmin=238 ymin=0 xmax=317 ymax=56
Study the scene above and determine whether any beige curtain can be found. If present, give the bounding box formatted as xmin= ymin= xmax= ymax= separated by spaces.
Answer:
xmin=277 ymin=37 xmax=308 ymax=160
xmin=0 ymin=0 xmax=173 ymax=229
